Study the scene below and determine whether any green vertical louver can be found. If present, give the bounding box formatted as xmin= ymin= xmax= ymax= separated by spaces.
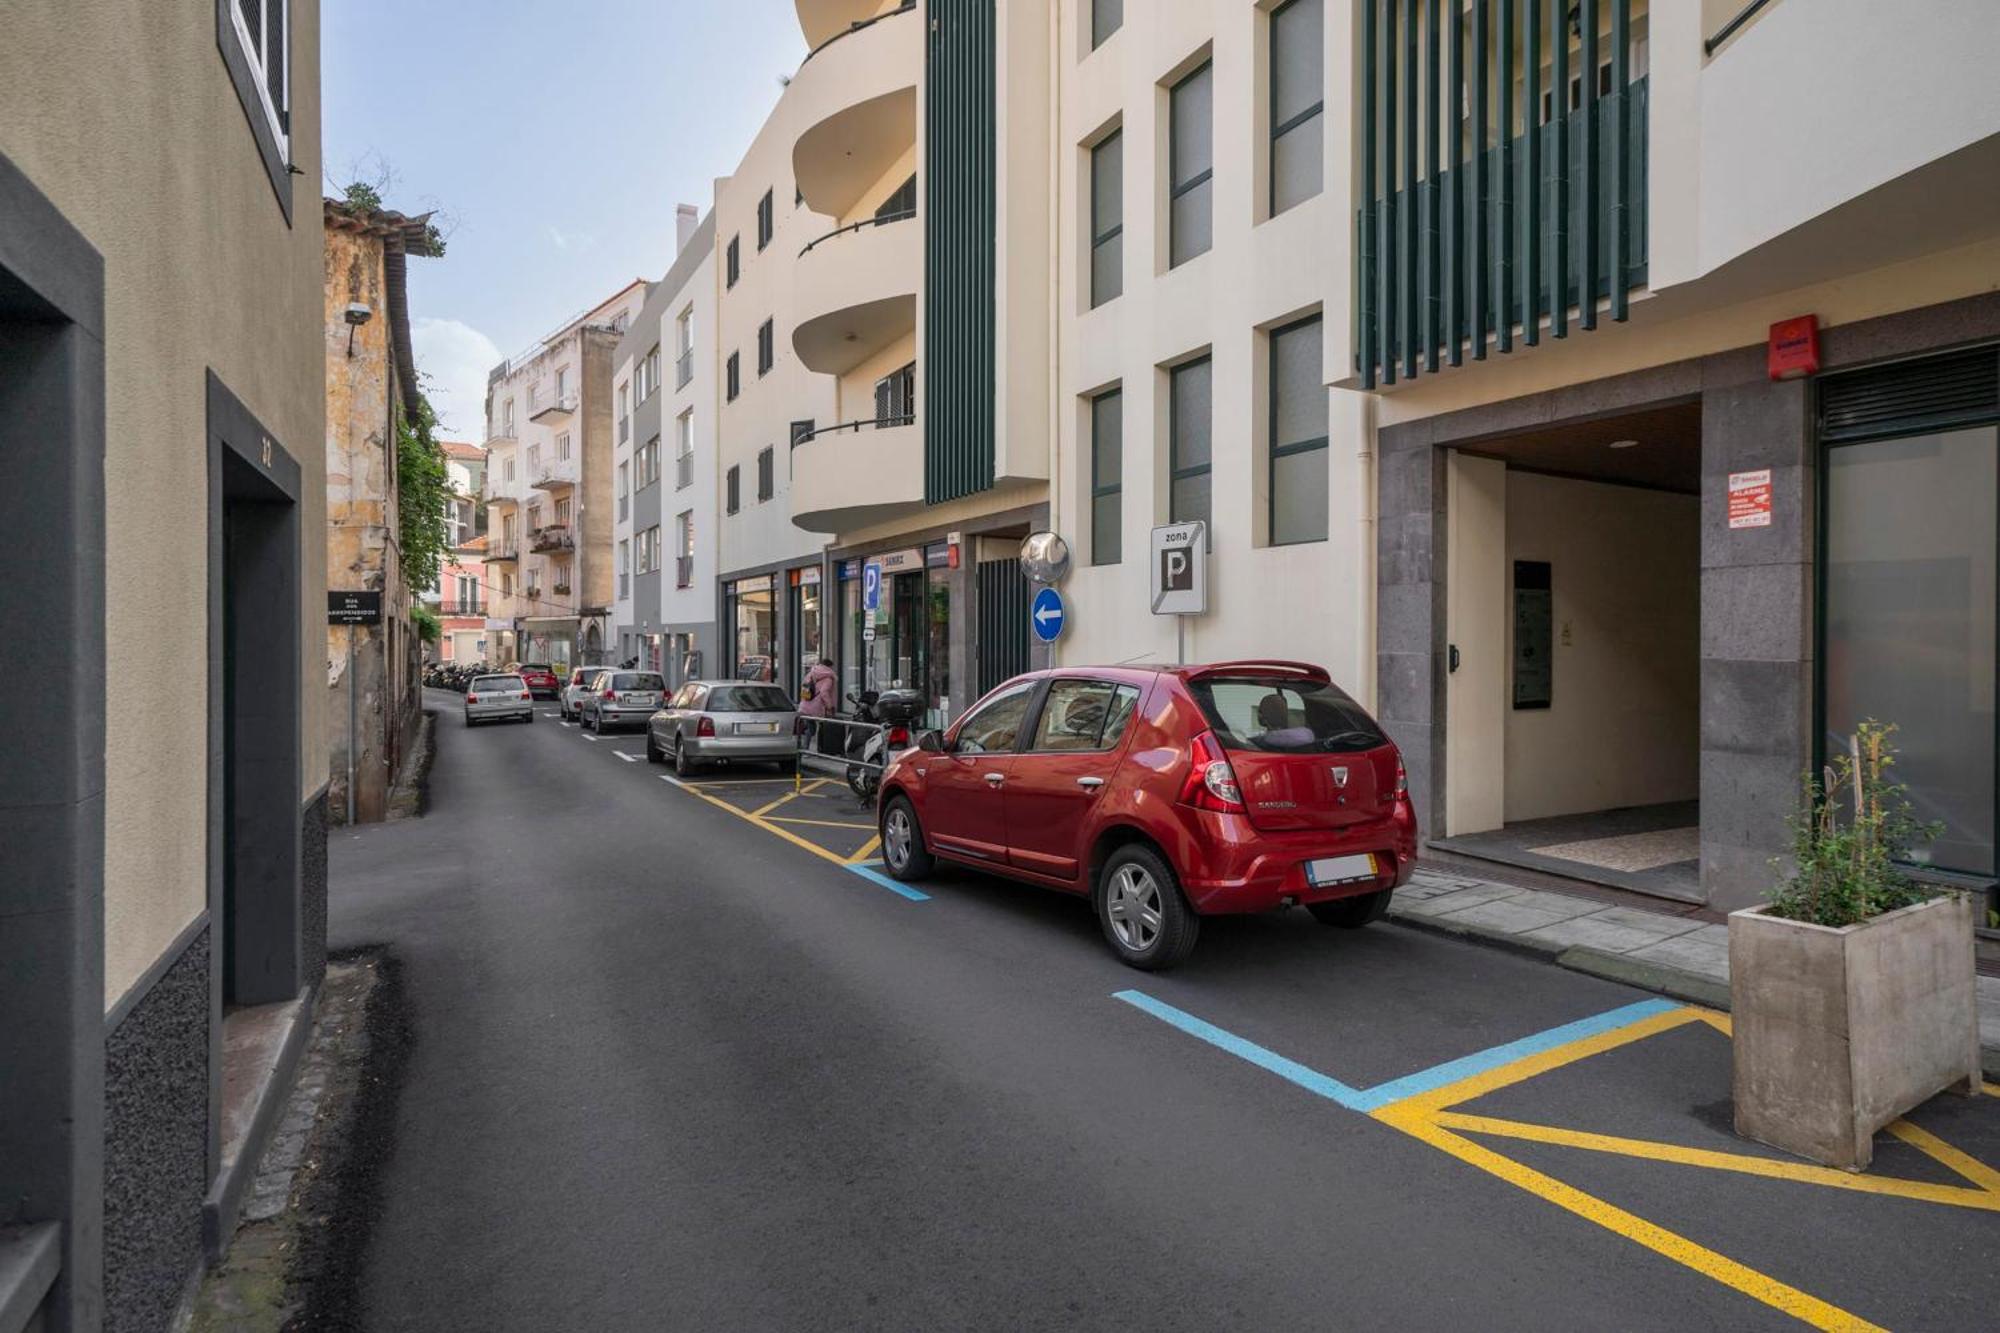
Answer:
xmin=925 ymin=0 xmax=997 ymax=504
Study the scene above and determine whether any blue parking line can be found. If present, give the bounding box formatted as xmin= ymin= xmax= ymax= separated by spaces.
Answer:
xmin=1114 ymin=991 xmax=1682 ymax=1115
xmin=1341 ymin=998 xmax=1681 ymax=1112
xmin=845 ymin=862 xmax=929 ymax=902
xmin=1112 ymin=990 xmax=1366 ymax=1108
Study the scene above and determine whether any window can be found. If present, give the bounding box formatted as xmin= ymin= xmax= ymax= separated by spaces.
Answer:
xmin=953 ymin=681 xmax=1036 ymax=754
xmin=726 ymin=235 xmax=740 ymax=287
xmin=874 ymin=362 xmax=916 ymax=424
xmin=556 ymin=432 xmax=571 ymax=461
xmin=617 ymin=462 xmax=629 ymax=520
xmin=1169 ymin=62 xmax=1214 ymax=267
xmin=1090 ymin=388 xmax=1123 ymax=565
xmin=554 ymin=497 xmax=572 ymax=525
xmin=1269 ymin=316 xmax=1328 ymax=545
xmin=676 ymin=411 xmax=694 ymax=488
xmin=618 ymin=539 xmax=630 ymax=597
xmin=757 ymin=446 xmax=775 ymax=502
xmin=1170 ymin=356 xmax=1212 ymax=526
xmin=1089 ymin=131 xmax=1123 ymax=308
xmin=504 ymin=457 xmax=515 ymax=483
xmin=675 ymin=308 xmax=694 ymax=388
xmin=726 ymin=352 xmax=740 ymax=402
xmin=1269 ymin=0 xmax=1324 ymax=215
xmin=555 ymin=366 xmax=568 ymax=402
xmin=757 ymin=318 xmax=775 ymax=376
xmin=676 ymin=511 xmax=695 ymax=587
xmin=526 ymin=444 xmax=541 ymax=475
xmin=636 ymin=525 xmax=661 ymax=576
xmin=789 ymin=419 xmax=816 ymax=449
xmin=223 ymin=1 xmax=291 ymax=192
xmin=726 ymin=465 xmax=741 ymax=515
xmin=757 ymin=189 xmax=775 ymax=250
xmin=643 ymin=345 xmax=662 ymax=400
xmin=636 ymin=436 xmax=661 ymax=488
xmin=503 ymin=398 xmax=515 ymax=434
xmin=1029 ymin=680 xmax=1141 ymax=752
xmin=875 ymin=174 xmax=917 ymax=220
xmin=617 ymin=382 xmax=630 ymax=443
xmin=1091 ymin=0 xmax=1122 ymax=49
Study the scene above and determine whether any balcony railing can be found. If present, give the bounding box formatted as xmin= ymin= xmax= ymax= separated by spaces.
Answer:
xmin=529 ymin=391 xmax=577 ymax=422
xmin=802 ymin=0 xmax=914 ymax=65
xmin=799 ymin=207 xmax=916 ymax=259
xmin=531 ymin=462 xmax=577 ymax=491
xmin=437 ymin=600 xmax=487 ymax=617
xmin=529 ymin=524 xmax=574 ymax=554
xmin=676 ymin=555 xmax=694 ymax=589
xmin=792 ymin=413 xmax=914 ymax=446
xmin=1354 ymin=0 xmax=1647 ymax=388
xmin=675 ymin=348 xmax=693 ymax=389
xmin=487 ymin=539 xmax=520 ymax=562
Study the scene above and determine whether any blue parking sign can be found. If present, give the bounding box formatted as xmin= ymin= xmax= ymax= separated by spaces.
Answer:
xmin=863 ymin=562 xmax=882 ymax=613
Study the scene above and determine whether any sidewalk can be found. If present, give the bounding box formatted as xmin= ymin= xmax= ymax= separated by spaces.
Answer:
xmin=1391 ymin=867 xmax=2000 ymax=1079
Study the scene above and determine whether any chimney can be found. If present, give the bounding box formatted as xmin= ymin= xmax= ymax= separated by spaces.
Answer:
xmin=676 ymin=204 xmax=698 ymax=254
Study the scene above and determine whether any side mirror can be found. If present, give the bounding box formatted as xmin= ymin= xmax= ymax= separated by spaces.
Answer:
xmin=917 ymin=730 xmax=947 ymax=754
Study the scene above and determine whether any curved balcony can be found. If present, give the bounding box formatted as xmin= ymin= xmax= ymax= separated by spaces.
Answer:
xmin=790 ymin=3 xmax=918 ymax=220
xmin=795 ymin=0 xmax=889 ymax=49
xmin=790 ymin=417 xmax=924 ymax=533
xmin=792 ymin=213 xmax=918 ymax=376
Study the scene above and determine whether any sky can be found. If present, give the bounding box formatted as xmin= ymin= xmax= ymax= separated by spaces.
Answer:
xmin=323 ymin=0 xmax=809 ymax=440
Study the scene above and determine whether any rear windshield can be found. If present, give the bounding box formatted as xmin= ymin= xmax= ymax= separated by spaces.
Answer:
xmin=519 ymin=664 xmax=551 ymax=673
xmin=1189 ymin=677 xmax=1386 ymax=755
xmin=471 ymin=675 xmax=523 ymax=691
xmin=706 ymin=685 xmax=793 ymax=713
xmin=613 ymin=673 xmax=665 ymax=691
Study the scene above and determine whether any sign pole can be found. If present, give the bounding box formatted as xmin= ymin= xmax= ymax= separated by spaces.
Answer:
xmin=346 ymin=623 xmax=358 ymax=826
xmin=1176 ymin=614 xmax=1186 ymax=667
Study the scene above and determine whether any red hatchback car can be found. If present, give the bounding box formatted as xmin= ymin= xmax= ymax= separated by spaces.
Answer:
xmin=878 ymin=661 xmax=1417 ymax=969
xmin=516 ymin=663 xmax=561 ymax=700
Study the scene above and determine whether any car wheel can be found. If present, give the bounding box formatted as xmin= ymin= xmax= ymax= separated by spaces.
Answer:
xmin=646 ymin=732 xmax=663 ymax=764
xmin=523 ymin=710 xmax=534 ymax=724
xmin=1095 ymin=844 xmax=1200 ymax=971
xmin=464 ymin=713 xmax=475 ymax=727
xmin=1306 ymin=889 xmax=1392 ymax=928
xmin=674 ymin=739 xmax=696 ymax=778
xmin=881 ymin=797 xmax=934 ymax=881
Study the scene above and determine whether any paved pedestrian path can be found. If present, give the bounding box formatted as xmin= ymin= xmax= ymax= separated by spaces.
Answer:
xmin=1391 ymin=867 xmax=2000 ymax=1077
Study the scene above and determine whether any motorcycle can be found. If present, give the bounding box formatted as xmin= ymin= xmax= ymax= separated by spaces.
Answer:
xmin=842 ymin=687 xmax=924 ymax=802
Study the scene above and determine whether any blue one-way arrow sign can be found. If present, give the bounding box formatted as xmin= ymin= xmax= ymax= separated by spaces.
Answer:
xmin=1030 ymin=586 xmax=1065 ymax=644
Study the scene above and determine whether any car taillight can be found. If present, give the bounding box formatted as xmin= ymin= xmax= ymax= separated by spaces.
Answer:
xmin=887 ymin=725 xmax=910 ymax=747
xmin=603 ymin=689 xmax=617 ymax=701
xmin=1178 ymin=731 xmax=1244 ymax=812
xmin=697 ymin=716 xmax=716 ymax=738
xmin=1395 ymin=757 xmax=1409 ymax=798
xmin=466 ymin=692 xmax=477 ymax=703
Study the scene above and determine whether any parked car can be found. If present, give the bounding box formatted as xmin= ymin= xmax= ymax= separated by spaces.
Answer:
xmin=646 ymin=680 xmax=798 ymax=776
xmin=464 ymin=673 xmax=534 ymax=726
xmin=582 ymin=670 xmax=668 ymax=733
xmin=517 ymin=663 xmax=561 ymax=700
xmin=560 ymin=666 xmax=607 ymax=721
xmin=876 ymin=661 xmax=1417 ymax=971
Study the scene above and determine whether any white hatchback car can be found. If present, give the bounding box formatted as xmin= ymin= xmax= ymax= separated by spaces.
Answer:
xmin=464 ymin=673 xmax=534 ymax=726
xmin=559 ymin=666 xmax=608 ymax=721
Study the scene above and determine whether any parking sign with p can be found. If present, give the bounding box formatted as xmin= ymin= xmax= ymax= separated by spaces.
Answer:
xmin=1149 ymin=520 xmax=1207 ymax=616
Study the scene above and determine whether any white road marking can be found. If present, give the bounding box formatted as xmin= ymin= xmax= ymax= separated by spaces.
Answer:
xmin=560 ymin=721 xmax=576 ymax=729
xmin=614 ymin=751 xmax=641 ymax=763
xmin=582 ymin=733 xmax=601 ymax=743
xmin=659 ymin=774 xmax=687 ymax=787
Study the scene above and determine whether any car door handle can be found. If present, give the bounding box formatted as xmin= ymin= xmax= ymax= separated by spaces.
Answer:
xmin=1076 ymin=776 xmax=1105 ymax=789
xmin=983 ymin=772 xmax=1006 ymax=786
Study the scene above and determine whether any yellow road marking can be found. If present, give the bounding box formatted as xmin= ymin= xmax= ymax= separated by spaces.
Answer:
xmin=1694 ymin=1010 xmax=1734 ymax=1036
xmin=751 ymin=792 xmax=797 ymax=818
xmin=1984 ymin=1081 xmax=2000 ymax=1098
xmin=1393 ymin=1005 xmax=1704 ymax=1117
xmin=1374 ymin=1104 xmax=1886 ymax=1332
xmin=1885 ymin=1118 xmax=2000 ymax=1195
xmin=847 ymin=835 xmax=882 ymax=864
xmin=668 ymin=780 xmax=855 ymax=869
xmin=765 ymin=815 xmax=880 ymax=832
xmin=683 ymin=776 xmax=799 ymax=789
xmin=1433 ymin=1112 xmax=2000 ymax=1212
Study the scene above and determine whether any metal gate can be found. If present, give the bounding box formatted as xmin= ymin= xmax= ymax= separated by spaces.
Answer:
xmin=976 ymin=558 xmax=1029 ymax=698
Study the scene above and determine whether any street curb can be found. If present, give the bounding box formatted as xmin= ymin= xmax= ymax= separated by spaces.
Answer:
xmin=1394 ymin=912 xmax=2000 ymax=1080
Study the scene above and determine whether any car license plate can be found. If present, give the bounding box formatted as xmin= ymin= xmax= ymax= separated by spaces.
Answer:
xmin=1304 ymin=853 xmax=1377 ymax=887
xmin=737 ymin=722 xmax=779 ymax=735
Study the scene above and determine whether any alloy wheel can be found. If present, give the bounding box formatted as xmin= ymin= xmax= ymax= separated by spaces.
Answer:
xmin=884 ymin=806 xmax=913 ymax=871
xmin=1105 ymin=864 xmax=1163 ymax=953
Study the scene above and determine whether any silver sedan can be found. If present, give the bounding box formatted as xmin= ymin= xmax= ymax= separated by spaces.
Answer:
xmin=464 ymin=673 xmax=534 ymax=725
xmin=646 ymin=680 xmax=799 ymax=777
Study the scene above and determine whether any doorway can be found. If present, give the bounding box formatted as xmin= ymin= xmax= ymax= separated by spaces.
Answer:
xmin=1437 ymin=402 xmax=1704 ymax=900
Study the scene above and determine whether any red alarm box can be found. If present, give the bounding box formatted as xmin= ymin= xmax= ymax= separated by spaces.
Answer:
xmin=1768 ymin=316 xmax=1820 ymax=381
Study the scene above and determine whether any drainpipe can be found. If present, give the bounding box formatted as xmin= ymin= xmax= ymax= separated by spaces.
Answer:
xmin=1356 ymin=391 xmax=1379 ymax=713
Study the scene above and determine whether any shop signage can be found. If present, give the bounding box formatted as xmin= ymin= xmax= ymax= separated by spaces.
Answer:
xmin=1150 ymin=521 xmax=1207 ymax=616
xmin=327 ymin=590 xmax=382 ymax=625
xmin=1767 ymin=316 xmax=1820 ymax=381
xmin=1728 ymin=469 xmax=1773 ymax=529
xmin=874 ymin=547 xmax=924 ymax=574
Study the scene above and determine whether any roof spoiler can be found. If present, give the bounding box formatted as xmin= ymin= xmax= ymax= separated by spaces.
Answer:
xmin=1180 ymin=660 xmax=1330 ymax=682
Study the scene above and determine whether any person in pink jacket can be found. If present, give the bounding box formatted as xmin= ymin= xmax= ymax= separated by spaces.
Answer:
xmin=800 ymin=658 xmax=838 ymax=753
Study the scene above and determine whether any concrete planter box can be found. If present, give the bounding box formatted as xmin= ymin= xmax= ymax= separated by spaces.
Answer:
xmin=1730 ymin=893 xmax=1981 ymax=1170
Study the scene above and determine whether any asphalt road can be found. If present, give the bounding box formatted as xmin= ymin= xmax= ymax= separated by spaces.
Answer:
xmin=328 ymin=692 xmax=2000 ymax=1331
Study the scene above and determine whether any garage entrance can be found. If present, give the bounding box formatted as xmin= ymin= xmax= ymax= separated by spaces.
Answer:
xmin=1433 ymin=402 xmax=1703 ymax=900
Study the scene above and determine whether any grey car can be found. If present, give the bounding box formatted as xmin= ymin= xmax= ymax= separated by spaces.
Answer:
xmin=464 ymin=673 xmax=534 ymax=725
xmin=560 ymin=666 xmax=607 ymax=721
xmin=646 ymin=680 xmax=798 ymax=776
xmin=582 ymin=670 xmax=667 ymax=733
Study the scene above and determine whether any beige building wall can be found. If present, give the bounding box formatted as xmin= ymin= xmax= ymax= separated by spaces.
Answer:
xmin=0 ymin=0 xmax=327 ymax=1004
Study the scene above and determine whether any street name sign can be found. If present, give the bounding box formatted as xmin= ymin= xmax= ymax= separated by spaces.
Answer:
xmin=1149 ymin=521 xmax=1207 ymax=615
xmin=328 ymin=590 xmax=382 ymax=625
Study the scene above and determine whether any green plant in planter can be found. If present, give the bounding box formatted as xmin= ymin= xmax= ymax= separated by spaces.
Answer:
xmin=1768 ymin=721 xmax=1944 ymax=928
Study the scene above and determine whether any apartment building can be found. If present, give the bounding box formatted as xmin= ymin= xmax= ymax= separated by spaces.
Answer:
xmin=613 ymin=206 xmax=721 ymax=685
xmin=481 ymin=280 xmax=647 ymax=670
xmin=433 ymin=440 xmax=490 ymax=663
xmin=323 ymin=197 xmax=441 ymax=824
xmin=1 ymin=2 xmax=330 ymax=1329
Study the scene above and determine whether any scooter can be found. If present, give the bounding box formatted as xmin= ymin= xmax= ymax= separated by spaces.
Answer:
xmin=842 ymin=687 xmax=924 ymax=801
